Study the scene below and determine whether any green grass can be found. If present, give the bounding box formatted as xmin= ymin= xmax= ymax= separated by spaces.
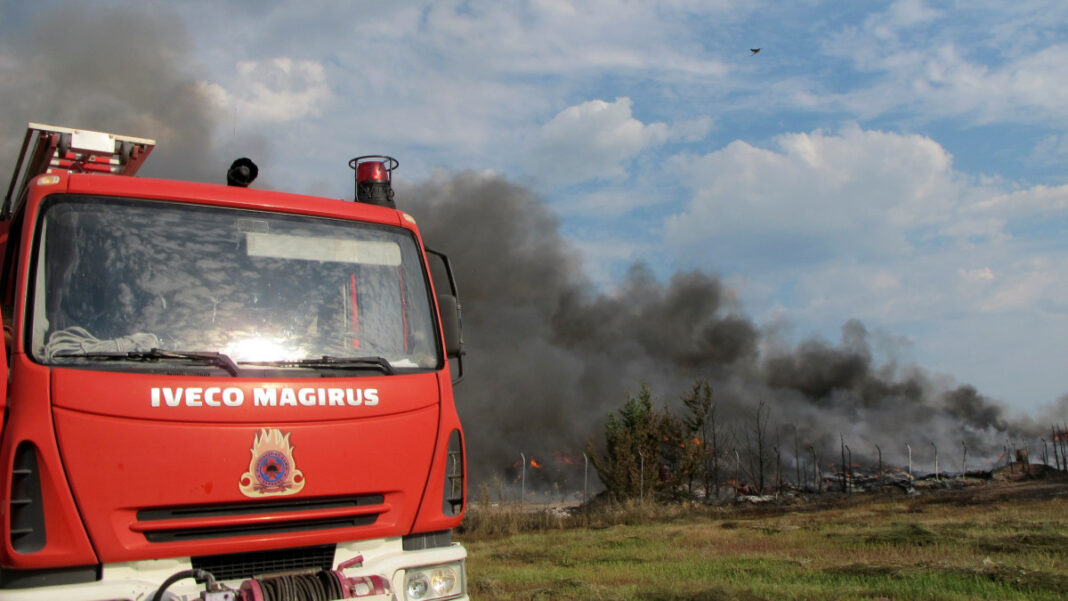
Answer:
xmin=458 ymin=487 xmax=1068 ymax=600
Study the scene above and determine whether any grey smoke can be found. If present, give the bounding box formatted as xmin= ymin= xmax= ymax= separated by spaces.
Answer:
xmin=0 ymin=3 xmax=249 ymax=186
xmin=1 ymin=3 xmax=1053 ymax=496
xmin=402 ymin=174 xmax=1050 ymax=491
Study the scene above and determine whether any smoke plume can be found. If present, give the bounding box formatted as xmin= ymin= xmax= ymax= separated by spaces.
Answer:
xmin=401 ymin=173 xmax=1052 ymax=493
xmin=1 ymin=2 xmax=1054 ymax=499
xmin=0 ymin=3 xmax=225 ymax=185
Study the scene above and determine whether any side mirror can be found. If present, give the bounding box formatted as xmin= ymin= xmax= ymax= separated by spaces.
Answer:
xmin=437 ymin=294 xmax=462 ymax=358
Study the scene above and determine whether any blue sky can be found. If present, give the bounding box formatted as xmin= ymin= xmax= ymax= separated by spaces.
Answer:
xmin=2 ymin=0 xmax=1067 ymax=419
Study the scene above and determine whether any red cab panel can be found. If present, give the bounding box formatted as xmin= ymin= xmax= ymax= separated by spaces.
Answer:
xmin=51 ymin=370 xmax=442 ymax=562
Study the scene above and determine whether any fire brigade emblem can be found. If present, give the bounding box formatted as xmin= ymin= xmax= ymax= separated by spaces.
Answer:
xmin=239 ymin=429 xmax=306 ymax=497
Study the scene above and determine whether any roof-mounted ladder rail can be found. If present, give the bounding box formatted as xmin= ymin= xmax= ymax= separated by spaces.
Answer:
xmin=2 ymin=122 xmax=156 ymax=218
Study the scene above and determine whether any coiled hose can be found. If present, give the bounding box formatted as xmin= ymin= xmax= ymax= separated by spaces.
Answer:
xmin=43 ymin=326 xmax=160 ymax=360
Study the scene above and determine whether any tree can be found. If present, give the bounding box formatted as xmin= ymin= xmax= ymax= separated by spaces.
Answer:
xmin=680 ymin=379 xmax=719 ymax=499
xmin=587 ymin=384 xmax=681 ymax=501
xmin=744 ymin=400 xmax=771 ymax=492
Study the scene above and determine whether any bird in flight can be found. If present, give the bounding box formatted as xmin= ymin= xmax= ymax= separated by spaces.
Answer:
xmin=750 ymin=48 xmax=761 ymax=56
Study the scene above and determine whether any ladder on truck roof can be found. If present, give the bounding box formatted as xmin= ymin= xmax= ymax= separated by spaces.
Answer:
xmin=2 ymin=122 xmax=156 ymax=218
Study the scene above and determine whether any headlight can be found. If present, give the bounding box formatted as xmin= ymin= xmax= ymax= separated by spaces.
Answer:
xmin=404 ymin=562 xmax=465 ymax=600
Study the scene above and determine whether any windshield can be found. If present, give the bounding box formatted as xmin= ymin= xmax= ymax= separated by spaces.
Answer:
xmin=29 ymin=195 xmax=440 ymax=372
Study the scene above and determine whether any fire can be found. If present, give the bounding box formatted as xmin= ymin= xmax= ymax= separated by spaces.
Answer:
xmin=530 ymin=459 xmax=542 ymax=469
xmin=553 ymin=450 xmax=575 ymax=465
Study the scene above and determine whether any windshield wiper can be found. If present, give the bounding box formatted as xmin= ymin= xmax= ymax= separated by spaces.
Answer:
xmin=241 ymin=355 xmax=395 ymax=375
xmin=52 ymin=348 xmax=241 ymax=377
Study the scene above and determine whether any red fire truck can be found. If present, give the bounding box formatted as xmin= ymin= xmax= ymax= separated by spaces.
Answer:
xmin=0 ymin=124 xmax=467 ymax=601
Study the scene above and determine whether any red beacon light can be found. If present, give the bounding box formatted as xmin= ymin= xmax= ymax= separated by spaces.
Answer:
xmin=349 ymin=155 xmax=399 ymax=207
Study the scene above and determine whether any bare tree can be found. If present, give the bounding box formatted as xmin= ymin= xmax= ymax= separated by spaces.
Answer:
xmin=840 ymin=434 xmax=847 ymax=492
xmin=808 ymin=445 xmax=819 ymax=490
xmin=961 ymin=440 xmax=968 ymax=478
xmin=744 ymin=400 xmax=771 ymax=492
xmin=774 ymin=426 xmax=783 ymax=493
xmin=793 ymin=430 xmax=802 ymax=487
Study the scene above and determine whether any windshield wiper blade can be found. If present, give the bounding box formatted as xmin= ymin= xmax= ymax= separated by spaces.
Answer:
xmin=242 ymin=355 xmax=395 ymax=375
xmin=53 ymin=348 xmax=241 ymax=377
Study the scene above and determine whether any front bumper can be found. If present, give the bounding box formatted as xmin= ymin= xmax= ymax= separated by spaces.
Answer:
xmin=0 ymin=537 xmax=468 ymax=601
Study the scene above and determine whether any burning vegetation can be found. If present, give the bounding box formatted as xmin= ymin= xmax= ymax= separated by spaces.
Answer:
xmin=5 ymin=4 xmax=1060 ymax=505
xmin=402 ymin=173 xmax=1068 ymax=504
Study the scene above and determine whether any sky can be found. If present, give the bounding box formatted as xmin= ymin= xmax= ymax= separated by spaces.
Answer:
xmin=1 ymin=0 xmax=1066 ymax=428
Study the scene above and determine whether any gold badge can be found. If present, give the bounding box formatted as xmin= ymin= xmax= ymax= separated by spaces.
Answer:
xmin=239 ymin=428 xmax=306 ymax=497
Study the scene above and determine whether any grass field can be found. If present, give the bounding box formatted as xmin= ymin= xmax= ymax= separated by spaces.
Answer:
xmin=457 ymin=478 xmax=1068 ymax=600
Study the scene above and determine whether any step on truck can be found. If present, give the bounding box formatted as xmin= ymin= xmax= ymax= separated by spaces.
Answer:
xmin=0 ymin=123 xmax=468 ymax=601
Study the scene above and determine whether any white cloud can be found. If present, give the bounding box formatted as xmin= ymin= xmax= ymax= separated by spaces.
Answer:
xmin=172 ymin=0 xmax=741 ymax=189
xmin=970 ymin=184 xmax=1068 ymax=215
xmin=200 ymin=58 xmax=332 ymax=124
xmin=663 ymin=126 xmax=962 ymax=269
xmin=977 ymin=257 xmax=1064 ymax=314
xmin=661 ymin=125 xmax=1068 ymax=335
xmin=667 ymin=116 xmax=714 ymax=143
xmin=411 ymin=0 xmax=734 ymax=79
xmin=527 ymin=97 xmax=708 ymax=187
xmin=958 ymin=266 xmax=995 ymax=284
xmin=885 ymin=0 xmax=941 ymax=27
xmin=646 ymin=125 xmax=1068 ymax=412
xmin=823 ymin=4 xmax=1068 ymax=125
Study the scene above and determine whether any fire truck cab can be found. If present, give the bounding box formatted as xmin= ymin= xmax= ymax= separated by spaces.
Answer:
xmin=0 ymin=124 xmax=467 ymax=601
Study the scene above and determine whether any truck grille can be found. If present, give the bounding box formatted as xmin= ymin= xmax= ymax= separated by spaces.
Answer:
xmin=193 ymin=544 xmax=336 ymax=581
xmin=133 ymin=495 xmax=385 ymax=543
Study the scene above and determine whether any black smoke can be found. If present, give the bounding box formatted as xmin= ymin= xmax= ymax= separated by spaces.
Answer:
xmin=1 ymin=2 xmax=1054 ymax=500
xmin=0 ymin=3 xmax=240 ymax=185
xmin=401 ymin=174 xmax=1053 ymax=494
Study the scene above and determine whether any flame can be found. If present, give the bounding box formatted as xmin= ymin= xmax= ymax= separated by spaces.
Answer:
xmin=530 ymin=459 xmax=542 ymax=469
xmin=553 ymin=450 xmax=575 ymax=465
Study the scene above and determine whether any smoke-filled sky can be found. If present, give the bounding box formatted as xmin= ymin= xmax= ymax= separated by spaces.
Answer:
xmin=2 ymin=1 xmax=1067 ymax=485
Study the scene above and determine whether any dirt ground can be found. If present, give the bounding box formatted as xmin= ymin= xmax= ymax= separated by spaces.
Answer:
xmin=725 ymin=465 xmax=1068 ymax=519
xmin=913 ymin=467 xmax=1068 ymax=505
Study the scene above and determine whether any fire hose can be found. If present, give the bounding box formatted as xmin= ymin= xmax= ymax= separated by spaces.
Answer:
xmin=151 ymin=556 xmax=390 ymax=601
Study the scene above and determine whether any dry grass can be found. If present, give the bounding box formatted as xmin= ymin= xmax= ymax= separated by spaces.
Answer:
xmin=458 ymin=477 xmax=1068 ymax=600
